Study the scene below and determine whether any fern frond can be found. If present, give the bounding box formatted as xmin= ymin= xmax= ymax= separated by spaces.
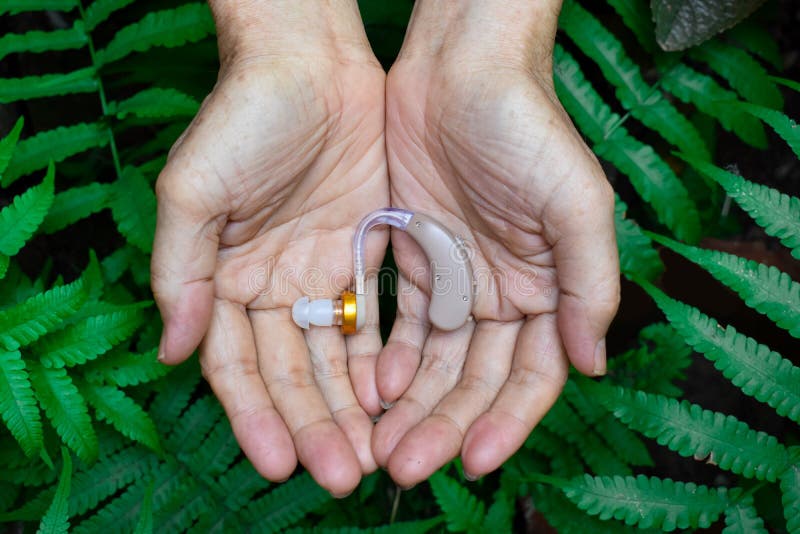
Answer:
xmin=691 ymin=40 xmax=783 ymax=109
xmin=35 ymin=303 xmax=147 ymax=368
xmin=562 ymin=474 xmax=734 ymax=531
xmin=0 ymin=350 xmax=42 ymax=456
xmin=80 ymin=382 xmax=160 ymax=452
xmin=0 ymin=117 xmax=24 ymax=178
xmin=0 ymin=1 xmax=77 ymax=15
xmin=72 ymin=470 xmax=156 ymax=534
xmin=164 ymin=395 xmax=223 ymax=454
xmin=781 ymin=455 xmax=800 ymax=534
xmin=132 ymin=482 xmax=153 ymax=534
xmin=81 ymin=348 xmax=168 ymax=387
xmin=0 ymin=68 xmax=98 ymax=106
xmin=722 ymin=495 xmax=768 ymax=534
xmin=0 ymin=276 xmax=88 ymax=351
xmin=0 ymin=22 xmax=87 ymax=62
xmin=0 ymin=481 xmax=19 ymax=513
xmin=110 ymin=88 xmax=199 ymax=120
xmin=213 ymin=458 xmax=270 ymax=512
xmin=554 ymin=45 xmax=700 ymax=242
xmin=683 ymin=156 xmax=800 ymax=258
xmin=38 ymin=447 xmax=72 ymax=534
xmin=96 ymin=3 xmax=215 ymax=66
xmin=649 ymin=233 xmax=800 ymax=337
xmin=282 ymin=519 xmax=444 ymax=534
xmin=531 ymin=484 xmax=644 ymax=534
xmin=483 ymin=488 xmax=513 ymax=532
xmin=241 ymin=472 xmax=331 ymax=534
xmin=3 ymin=122 xmax=107 ymax=187
xmin=149 ymin=359 xmax=202 ymax=433
xmin=0 ymin=161 xmax=55 ymax=256
xmin=771 ymin=76 xmax=800 ymax=93
xmin=588 ymin=381 xmax=791 ymax=481
xmin=659 ymin=63 xmax=767 ymax=148
xmin=732 ymin=102 xmax=800 ymax=159
xmin=560 ymin=1 xmax=709 ymax=160
xmin=428 ymin=471 xmax=485 ymax=532
xmin=110 ymin=166 xmax=156 ymax=253
xmin=152 ymin=476 xmax=209 ymax=533
xmin=184 ymin=417 xmax=237 ymax=478
xmin=727 ymin=21 xmax=783 ymax=71
xmin=84 ymin=0 xmax=136 ymax=31
xmin=29 ymin=364 xmax=97 ymax=463
xmin=606 ymin=0 xmax=655 ymax=52
xmin=41 ymin=182 xmax=112 ymax=234
xmin=614 ymin=196 xmax=663 ymax=281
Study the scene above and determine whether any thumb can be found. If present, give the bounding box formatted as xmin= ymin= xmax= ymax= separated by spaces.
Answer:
xmin=544 ymin=172 xmax=620 ymax=376
xmin=151 ymin=161 xmax=226 ymax=365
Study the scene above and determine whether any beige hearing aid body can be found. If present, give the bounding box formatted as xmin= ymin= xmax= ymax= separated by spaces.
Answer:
xmin=291 ymin=208 xmax=474 ymax=333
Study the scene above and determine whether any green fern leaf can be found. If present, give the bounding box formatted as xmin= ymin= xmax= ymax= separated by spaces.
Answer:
xmin=184 ymin=417 xmax=238 ymax=478
xmin=0 ymin=0 xmax=77 ymax=15
xmin=3 ymin=122 xmax=107 ymax=187
xmin=771 ymin=76 xmax=800 ymax=93
xmin=241 ymin=472 xmax=331 ymax=533
xmin=649 ymin=233 xmax=800 ymax=337
xmin=0 ymin=22 xmax=87 ymax=62
xmin=153 ymin=477 xmax=209 ymax=533
xmin=0 ymin=117 xmax=24 ymax=178
xmin=0 ymin=161 xmax=55 ymax=256
xmin=110 ymin=88 xmax=199 ymax=120
xmin=560 ymin=1 xmax=709 ymax=160
xmin=0 ymin=68 xmax=98 ymax=106
xmin=482 ymin=489 xmax=513 ymax=532
xmin=732 ymin=102 xmax=800 ymax=159
xmin=531 ymin=484 xmax=644 ymax=534
xmin=680 ymin=156 xmax=800 ymax=259
xmin=29 ymin=364 xmax=97 ymax=463
xmin=606 ymin=0 xmax=655 ymax=52
xmin=80 ymin=382 xmax=160 ymax=452
xmin=110 ymin=166 xmax=156 ymax=253
xmin=37 ymin=447 xmax=72 ymax=534
xmin=659 ymin=63 xmax=766 ymax=148
xmin=41 ymin=182 xmax=112 ymax=234
xmin=165 ymin=395 xmax=223 ymax=455
xmin=133 ymin=482 xmax=153 ymax=534
xmin=562 ymin=474 xmax=734 ymax=531
xmin=690 ymin=40 xmax=783 ymax=109
xmin=614 ymin=196 xmax=664 ymax=281
xmin=722 ymin=495 xmax=768 ymax=534
xmin=82 ymin=348 xmax=168 ymax=387
xmin=84 ymin=0 xmax=136 ymax=31
xmin=589 ymin=381 xmax=791 ymax=481
xmin=149 ymin=359 xmax=202 ymax=433
xmin=727 ymin=22 xmax=783 ymax=71
xmin=213 ymin=458 xmax=269 ymax=512
xmin=96 ymin=3 xmax=215 ymax=66
xmin=781 ymin=455 xmax=800 ymax=534
xmin=0 ymin=481 xmax=20 ymax=513
xmin=282 ymin=520 xmax=444 ymax=534
xmin=428 ymin=471 xmax=485 ymax=532
xmin=0 ymin=350 xmax=42 ymax=457
xmin=554 ymin=45 xmax=701 ymax=242
xmin=35 ymin=303 xmax=147 ymax=368
xmin=0 ymin=276 xmax=88 ymax=351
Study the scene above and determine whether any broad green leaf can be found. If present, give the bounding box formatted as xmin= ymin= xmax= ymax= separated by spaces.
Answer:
xmin=0 ymin=162 xmax=55 ymax=256
xmin=554 ymin=45 xmax=700 ymax=242
xmin=41 ymin=182 xmax=113 ymax=234
xmin=110 ymin=87 xmax=199 ymax=120
xmin=36 ymin=303 xmax=147 ymax=368
xmin=0 ymin=67 xmax=98 ymax=105
xmin=732 ymin=102 xmax=800 ymax=159
xmin=589 ymin=380 xmax=791 ymax=481
xmin=429 ymin=471 xmax=486 ymax=532
xmin=241 ymin=472 xmax=331 ymax=533
xmin=652 ymin=0 xmax=765 ymax=50
xmin=614 ymin=196 xmax=664 ymax=281
xmin=80 ymin=382 xmax=160 ymax=452
xmin=110 ymin=166 xmax=156 ymax=253
xmin=562 ymin=474 xmax=734 ymax=531
xmin=96 ymin=3 xmax=215 ymax=66
xmin=84 ymin=0 xmax=136 ymax=31
xmin=0 ymin=22 xmax=87 ymax=62
xmin=722 ymin=496 xmax=768 ymax=534
xmin=3 ymin=123 xmax=108 ymax=187
xmin=0 ymin=0 xmax=77 ymax=15
xmin=0 ymin=117 xmax=24 ymax=178
xmin=649 ymin=233 xmax=800 ymax=337
xmin=29 ymin=364 xmax=97 ymax=463
xmin=690 ymin=39 xmax=783 ymax=109
xmin=683 ymin=157 xmax=800 ymax=259
xmin=37 ymin=447 xmax=72 ymax=534
xmin=0 ymin=350 xmax=42 ymax=457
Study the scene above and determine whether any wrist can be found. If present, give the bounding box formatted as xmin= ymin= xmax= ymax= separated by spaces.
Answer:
xmin=208 ymin=0 xmax=376 ymax=67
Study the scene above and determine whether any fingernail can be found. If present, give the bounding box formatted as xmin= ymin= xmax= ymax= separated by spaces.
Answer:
xmin=379 ymin=398 xmax=395 ymax=410
xmin=593 ymin=338 xmax=606 ymax=376
xmin=464 ymin=472 xmax=480 ymax=482
xmin=157 ymin=335 xmax=167 ymax=362
xmin=330 ymin=489 xmax=354 ymax=499
xmin=398 ymin=483 xmax=416 ymax=491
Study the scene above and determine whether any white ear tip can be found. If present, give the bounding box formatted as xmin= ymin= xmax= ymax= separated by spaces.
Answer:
xmin=292 ymin=297 xmax=310 ymax=329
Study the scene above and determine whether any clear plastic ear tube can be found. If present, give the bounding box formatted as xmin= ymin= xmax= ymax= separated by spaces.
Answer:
xmin=352 ymin=208 xmax=413 ymax=294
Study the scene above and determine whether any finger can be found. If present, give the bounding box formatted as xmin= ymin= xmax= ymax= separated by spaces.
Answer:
xmin=305 ymin=326 xmax=377 ymax=474
xmin=372 ymin=320 xmax=474 ymax=468
xmin=386 ymin=320 xmax=521 ymax=487
xmin=461 ymin=313 xmax=568 ymax=478
xmin=345 ymin=275 xmax=382 ymax=416
xmin=200 ymin=298 xmax=296 ymax=481
xmin=543 ymin=172 xmax=620 ymax=376
xmin=375 ymin=273 xmax=430 ymax=406
xmin=152 ymin=158 xmax=226 ymax=365
xmin=250 ymin=309 xmax=361 ymax=497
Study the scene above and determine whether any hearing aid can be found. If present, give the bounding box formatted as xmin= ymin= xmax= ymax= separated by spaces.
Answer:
xmin=291 ymin=208 xmax=474 ymax=333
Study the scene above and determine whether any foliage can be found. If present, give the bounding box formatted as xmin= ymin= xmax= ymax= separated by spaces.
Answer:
xmin=0 ymin=0 xmax=796 ymax=533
